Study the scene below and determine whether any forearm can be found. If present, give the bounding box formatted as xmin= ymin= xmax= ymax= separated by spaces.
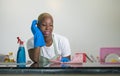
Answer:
xmin=29 ymin=20 xmax=45 ymax=62
xmin=28 ymin=47 xmax=40 ymax=63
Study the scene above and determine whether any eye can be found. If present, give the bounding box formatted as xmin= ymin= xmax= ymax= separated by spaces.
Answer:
xmin=50 ymin=24 xmax=53 ymax=26
xmin=41 ymin=24 xmax=46 ymax=26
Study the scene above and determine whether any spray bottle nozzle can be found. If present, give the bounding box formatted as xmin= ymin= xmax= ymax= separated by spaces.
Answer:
xmin=17 ymin=37 xmax=24 ymax=45
xmin=17 ymin=37 xmax=20 ymax=43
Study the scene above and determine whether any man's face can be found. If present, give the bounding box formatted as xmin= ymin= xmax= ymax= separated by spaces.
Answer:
xmin=38 ymin=17 xmax=53 ymax=37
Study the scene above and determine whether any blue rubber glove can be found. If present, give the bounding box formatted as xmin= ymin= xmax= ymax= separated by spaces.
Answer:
xmin=60 ymin=57 xmax=70 ymax=62
xmin=31 ymin=20 xmax=46 ymax=47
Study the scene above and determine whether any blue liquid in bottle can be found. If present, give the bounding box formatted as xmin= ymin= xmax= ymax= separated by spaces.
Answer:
xmin=17 ymin=45 xmax=26 ymax=63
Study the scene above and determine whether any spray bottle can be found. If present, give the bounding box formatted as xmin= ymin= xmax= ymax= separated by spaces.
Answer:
xmin=17 ymin=37 xmax=26 ymax=64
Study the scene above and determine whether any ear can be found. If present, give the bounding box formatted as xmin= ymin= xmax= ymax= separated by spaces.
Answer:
xmin=37 ymin=20 xmax=41 ymax=25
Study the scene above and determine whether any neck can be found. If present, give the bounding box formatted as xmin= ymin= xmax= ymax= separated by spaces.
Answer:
xmin=44 ymin=35 xmax=53 ymax=47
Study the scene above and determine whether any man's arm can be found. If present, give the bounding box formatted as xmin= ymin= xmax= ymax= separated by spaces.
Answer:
xmin=28 ymin=47 xmax=40 ymax=63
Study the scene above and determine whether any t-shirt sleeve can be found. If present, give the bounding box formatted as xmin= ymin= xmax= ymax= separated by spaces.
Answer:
xmin=27 ymin=37 xmax=34 ymax=50
xmin=59 ymin=37 xmax=71 ymax=57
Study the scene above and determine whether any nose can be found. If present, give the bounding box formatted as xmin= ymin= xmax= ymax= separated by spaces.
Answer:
xmin=45 ymin=24 xmax=50 ymax=30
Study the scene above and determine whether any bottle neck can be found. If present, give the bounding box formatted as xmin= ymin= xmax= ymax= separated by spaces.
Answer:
xmin=19 ymin=44 xmax=24 ymax=47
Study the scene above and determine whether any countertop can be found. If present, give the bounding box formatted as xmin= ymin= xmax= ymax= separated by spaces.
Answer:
xmin=0 ymin=62 xmax=120 ymax=74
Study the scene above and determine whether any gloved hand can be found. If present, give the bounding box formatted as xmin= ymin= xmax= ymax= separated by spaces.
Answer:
xmin=31 ymin=20 xmax=46 ymax=47
xmin=60 ymin=57 xmax=70 ymax=62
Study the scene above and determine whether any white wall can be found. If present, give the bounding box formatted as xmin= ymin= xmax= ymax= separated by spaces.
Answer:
xmin=0 ymin=0 xmax=120 ymax=60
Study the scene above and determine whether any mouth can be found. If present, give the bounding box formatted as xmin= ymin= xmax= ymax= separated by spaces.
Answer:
xmin=43 ymin=31 xmax=51 ymax=36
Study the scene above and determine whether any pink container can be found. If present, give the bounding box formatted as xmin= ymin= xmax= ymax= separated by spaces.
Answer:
xmin=72 ymin=53 xmax=86 ymax=63
xmin=100 ymin=47 xmax=120 ymax=63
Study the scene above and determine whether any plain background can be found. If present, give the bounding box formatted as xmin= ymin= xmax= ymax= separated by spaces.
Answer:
xmin=0 ymin=0 xmax=120 ymax=60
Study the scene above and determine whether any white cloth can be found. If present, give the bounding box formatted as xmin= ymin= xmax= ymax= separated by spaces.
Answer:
xmin=27 ymin=33 xmax=71 ymax=59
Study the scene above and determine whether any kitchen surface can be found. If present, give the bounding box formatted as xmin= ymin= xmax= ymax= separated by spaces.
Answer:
xmin=0 ymin=48 xmax=120 ymax=74
xmin=0 ymin=54 xmax=120 ymax=75
xmin=0 ymin=49 xmax=120 ymax=76
xmin=0 ymin=62 xmax=120 ymax=76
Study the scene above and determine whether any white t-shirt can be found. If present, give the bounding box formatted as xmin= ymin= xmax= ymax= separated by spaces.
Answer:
xmin=27 ymin=33 xmax=71 ymax=59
